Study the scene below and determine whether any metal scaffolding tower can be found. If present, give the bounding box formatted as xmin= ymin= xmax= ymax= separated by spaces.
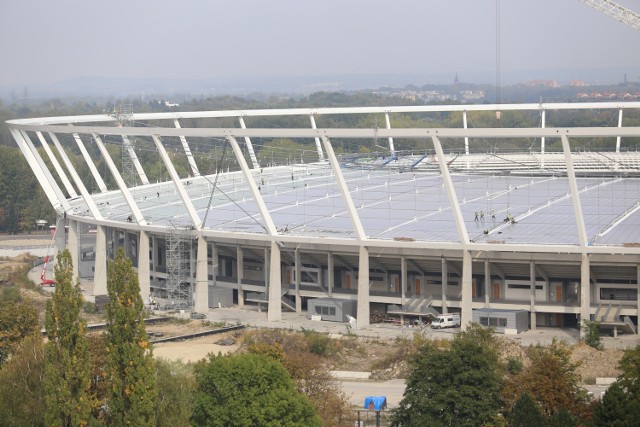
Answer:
xmin=166 ymin=225 xmax=193 ymax=308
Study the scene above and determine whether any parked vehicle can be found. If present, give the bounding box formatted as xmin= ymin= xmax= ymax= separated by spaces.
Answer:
xmin=431 ymin=313 xmax=461 ymax=329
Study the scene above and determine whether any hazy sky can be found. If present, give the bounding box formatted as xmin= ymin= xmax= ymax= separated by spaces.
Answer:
xmin=1 ymin=0 xmax=639 ymax=88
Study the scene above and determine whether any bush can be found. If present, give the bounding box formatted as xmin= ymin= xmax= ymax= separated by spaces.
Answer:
xmin=582 ymin=320 xmax=603 ymax=350
xmin=507 ymin=357 xmax=524 ymax=374
xmin=301 ymin=328 xmax=334 ymax=356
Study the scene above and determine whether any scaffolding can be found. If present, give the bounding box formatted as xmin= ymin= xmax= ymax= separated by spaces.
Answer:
xmin=165 ymin=225 xmax=193 ymax=308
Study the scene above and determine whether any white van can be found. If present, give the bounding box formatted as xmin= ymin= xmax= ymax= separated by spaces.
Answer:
xmin=431 ymin=313 xmax=461 ymax=329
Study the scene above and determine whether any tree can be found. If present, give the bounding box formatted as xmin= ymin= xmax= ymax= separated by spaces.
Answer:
xmin=581 ymin=319 xmax=603 ymax=350
xmin=502 ymin=339 xmax=589 ymax=420
xmin=104 ymin=248 xmax=156 ymax=427
xmin=192 ymin=353 xmax=321 ymax=427
xmin=506 ymin=393 xmax=545 ymax=427
xmin=392 ymin=323 xmax=503 ymax=427
xmin=44 ymin=249 xmax=91 ymax=427
xmin=155 ymin=358 xmax=195 ymax=427
xmin=0 ymin=333 xmax=46 ymax=427
xmin=0 ymin=290 xmax=38 ymax=367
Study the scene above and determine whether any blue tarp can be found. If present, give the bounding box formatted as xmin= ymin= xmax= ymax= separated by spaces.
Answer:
xmin=364 ymin=396 xmax=387 ymax=411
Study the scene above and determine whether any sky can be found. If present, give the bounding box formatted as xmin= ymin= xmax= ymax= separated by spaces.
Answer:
xmin=0 ymin=0 xmax=639 ymax=90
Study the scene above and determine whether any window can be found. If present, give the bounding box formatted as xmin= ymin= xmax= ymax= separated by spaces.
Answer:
xmin=600 ymin=288 xmax=638 ymax=301
xmin=479 ymin=316 xmax=507 ymax=327
xmin=508 ymin=284 xmax=543 ymax=290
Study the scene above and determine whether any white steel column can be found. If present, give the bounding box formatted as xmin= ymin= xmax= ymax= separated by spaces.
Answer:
xmin=121 ymin=135 xmax=150 ymax=184
xmin=530 ymin=261 xmax=537 ymax=330
xmin=10 ymin=129 xmax=68 ymax=212
xmin=36 ymin=132 xmax=77 ymax=198
xmin=267 ymin=241 xmax=282 ymax=321
xmin=92 ymin=134 xmax=147 ymax=225
xmin=541 ymin=109 xmax=546 ymax=168
xmin=238 ymin=117 xmax=260 ymax=169
xmin=237 ymin=246 xmax=244 ymax=307
xmin=461 ymin=251 xmax=473 ymax=328
xmin=320 ymin=134 xmax=366 ymax=242
xmin=195 ymin=236 xmax=209 ymax=313
xmin=357 ymin=246 xmax=370 ymax=329
xmin=173 ymin=119 xmax=201 ymax=177
xmin=72 ymin=132 xmax=108 ymax=193
xmin=138 ymin=231 xmax=150 ymax=303
xmin=616 ymin=108 xmax=623 ymax=153
xmin=48 ymin=133 xmax=103 ymax=220
xmin=401 ymin=256 xmax=407 ymax=306
xmin=295 ymin=248 xmax=302 ymax=313
xmin=309 ymin=115 xmax=325 ymax=161
xmin=93 ymin=225 xmax=107 ymax=296
xmin=151 ymin=135 xmax=201 ymax=228
xmin=432 ymin=136 xmax=470 ymax=244
xmin=580 ymin=254 xmax=591 ymax=336
xmin=484 ymin=260 xmax=490 ymax=307
xmin=327 ymin=252 xmax=334 ymax=296
xmin=68 ymin=219 xmax=79 ymax=285
xmin=463 ymin=111 xmax=469 ymax=155
xmin=560 ymin=135 xmax=588 ymax=248
xmin=384 ymin=112 xmax=396 ymax=155
xmin=441 ymin=258 xmax=448 ymax=314
xmin=227 ymin=135 xmax=277 ymax=236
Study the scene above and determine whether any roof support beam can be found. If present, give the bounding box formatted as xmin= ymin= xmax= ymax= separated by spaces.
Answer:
xmin=48 ymin=132 xmax=103 ymax=220
xmin=535 ymin=265 xmax=550 ymax=283
xmin=173 ymin=119 xmax=200 ymax=177
xmin=226 ymin=135 xmax=276 ymax=236
xmin=238 ymin=117 xmax=260 ymax=169
xmin=92 ymin=133 xmax=146 ymax=225
xmin=432 ymin=135 xmax=470 ymax=245
xmin=309 ymin=115 xmax=325 ymax=161
xmin=407 ymin=259 xmax=425 ymax=276
xmin=121 ymin=134 xmax=150 ymax=184
xmin=36 ymin=131 xmax=77 ymax=198
xmin=151 ymin=134 xmax=201 ymax=228
xmin=560 ymin=135 xmax=588 ymax=248
xmin=384 ymin=112 xmax=396 ymax=155
xmin=72 ymin=131 xmax=107 ymax=193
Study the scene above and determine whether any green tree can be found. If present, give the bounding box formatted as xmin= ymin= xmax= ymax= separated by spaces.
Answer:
xmin=155 ymin=358 xmax=195 ymax=427
xmin=0 ymin=290 xmax=39 ymax=366
xmin=44 ymin=249 xmax=91 ymax=427
xmin=506 ymin=392 xmax=545 ymax=427
xmin=0 ymin=333 xmax=46 ymax=427
xmin=581 ymin=319 xmax=603 ymax=350
xmin=503 ymin=339 xmax=589 ymax=420
xmin=192 ymin=353 xmax=321 ymax=427
xmin=104 ymin=248 xmax=157 ymax=427
xmin=392 ymin=323 xmax=502 ymax=427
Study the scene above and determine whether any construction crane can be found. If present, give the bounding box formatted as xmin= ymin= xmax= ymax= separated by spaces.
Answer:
xmin=579 ymin=0 xmax=640 ymax=30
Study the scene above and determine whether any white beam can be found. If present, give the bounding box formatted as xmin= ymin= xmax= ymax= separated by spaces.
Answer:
xmin=432 ymin=136 xmax=470 ymax=244
xmin=72 ymin=132 xmax=107 ymax=193
xmin=560 ymin=135 xmax=588 ymax=248
xmin=121 ymin=134 xmax=150 ymax=184
xmin=309 ymin=115 xmax=325 ymax=161
xmin=616 ymin=108 xmax=623 ymax=153
xmin=238 ymin=117 xmax=260 ymax=169
xmin=580 ymin=254 xmax=591 ymax=336
xmin=463 ymin=111 xmax=469 ymax=156
xmin=384 ymin=112 xmax=396 ymax=154
xmin=151 ymin=134 xmax=201 ymax=228
xmin=173 ymin=119 xmax=201 ymax=177
xmin=226 ymin=135 xmax=276 ymax=236
xmin=92 ymin=134 xmax=147 ymax=225
xmin=35 ymin=131 xmax=77 ymax=198
xmin=321 ymin=134 xmax=366 ymax=242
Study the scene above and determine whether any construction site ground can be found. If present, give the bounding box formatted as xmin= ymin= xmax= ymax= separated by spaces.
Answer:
xmin=3 ymin=251 xmax=639 ymax=407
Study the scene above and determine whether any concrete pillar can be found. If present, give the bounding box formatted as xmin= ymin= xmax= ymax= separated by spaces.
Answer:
xmin=237 ymin=246 xmax=244 ymax=307
xmin=151 ymin=235 xmax=156 ymax=275
xmin=67 ymin=219 xmax=79 ymax=284
xmin=195 ymin=236 xmax=209 ymax=313
xmin=327 ymin=252 xmax=334 ymax=296
xmin=461 ymin=250 xmax=473 ymax=329
xmin=400 ymin=256 xmax=407 ymax=306
xmin=484 ymin=259 xmax=490 ymax=308
xmin=637 ymin=264 xmax=640 ymax=334
xmin=137 ymin=230 xmax=150 ymax=302
xmin=357 ymin=246 xmax=370 ymax=329
xmin=580 ymin=254 xmax=591 ymax=337
xmin=211 ymin=242 xmax=218 ymax=287
xmin=530 ymin=261 xmax=537 ymax=330
xmin=267 ymin=241 xmax=282 ymax=321
xmin=93 ymin=225 xmax=108 ymax=296
xmin=55 ymin=216 xmax=66 ymax=252
xmin=441 ymin=257 xmax=448 ymax=314
xmin=295 ymin=249 xmax=302 ymax=313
